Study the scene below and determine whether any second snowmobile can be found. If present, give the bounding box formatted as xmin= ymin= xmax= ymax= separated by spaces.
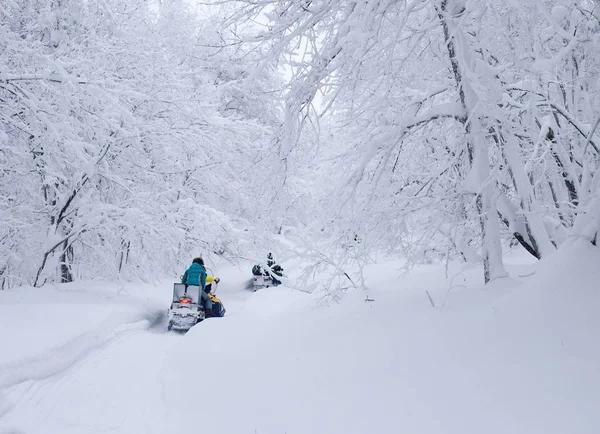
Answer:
xmin=251 ymin=263 xmax=284 ymax=291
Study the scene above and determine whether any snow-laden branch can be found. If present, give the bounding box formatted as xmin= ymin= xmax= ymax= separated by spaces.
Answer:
xmin=0 ymin=73 xmax=92 ymax=85
xmin=507 ymin=87 xmax=600 ymax=155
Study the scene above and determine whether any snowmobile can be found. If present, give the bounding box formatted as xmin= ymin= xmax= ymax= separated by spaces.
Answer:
xmin=167 ymin=283 xmax=204 ymax=332
xmin=167 ymin=281 xmax=225 ymax=332
xmin=252 ymin=267 xmax=272 ymax=290
xmin=251 ymin=263 xmax=283 ymax=291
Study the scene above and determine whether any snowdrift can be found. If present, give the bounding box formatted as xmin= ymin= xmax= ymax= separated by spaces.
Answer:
xmin=162 ymin=243 xmax=600 ymax=434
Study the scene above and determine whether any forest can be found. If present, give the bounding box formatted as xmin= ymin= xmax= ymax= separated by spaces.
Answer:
xmin=2 ymin=2 xmax=600 ymax=434
xmin=2 ymin=0 xmax=599 ymax=289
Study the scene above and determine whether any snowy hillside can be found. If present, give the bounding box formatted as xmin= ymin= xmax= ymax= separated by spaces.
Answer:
xmin=2 ymin=243 xmax=599 ymax=434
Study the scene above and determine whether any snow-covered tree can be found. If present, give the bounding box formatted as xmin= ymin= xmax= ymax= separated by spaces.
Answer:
xmin=216 ymin=0 xmax=600 ymax=284
xmin=0 ymin=0 xmax=283 ymax=288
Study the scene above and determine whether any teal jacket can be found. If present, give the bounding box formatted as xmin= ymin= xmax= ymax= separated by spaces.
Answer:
xmin=182 ymin=262 xmax=206 ymax=290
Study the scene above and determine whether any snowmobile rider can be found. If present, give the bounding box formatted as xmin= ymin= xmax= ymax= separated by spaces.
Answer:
xmin=267 ymin=252 xmax=283 ymax=276
xmin=266 ymin=252 xmax=284 ymax=284
xmin=204 ymin=275 xmax=220 ymax=294
xmin=182 ymin=257 xmax=213 ymax=314
xmin=267 ymin=252 xmax=275 ymax=268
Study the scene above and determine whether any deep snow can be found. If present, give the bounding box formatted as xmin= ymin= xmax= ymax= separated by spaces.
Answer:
xmin=1 ymin=244 xmax=599 ymax=434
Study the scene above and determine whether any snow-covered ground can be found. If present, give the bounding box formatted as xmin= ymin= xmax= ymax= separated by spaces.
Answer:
xmin=1 ymin=244 xmax=599 ymax=434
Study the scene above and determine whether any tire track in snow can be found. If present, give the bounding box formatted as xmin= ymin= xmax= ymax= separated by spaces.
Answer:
xmin=0 ymin=323 xmax=154 ymax=432
xmin=0 ymin=310 xmax=166 ymax=420
xmin=0 ymin=310 xmax=162 ymax=393
xmin=2 ymin=327 xmax=178 ymax=434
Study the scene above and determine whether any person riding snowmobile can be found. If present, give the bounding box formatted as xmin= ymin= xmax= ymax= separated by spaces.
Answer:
xmin=267 ymin=252 xmax=275 ymax=268
xmin=252 ymin=264 xmax=263 ymax=276
xmin=266 ymin=252 xmax=284 ymax=284
xmin=181 ymin=257 xmax=212 ymax=314
xmin=204 ymin=274 xmax=220 ymax=291
xmin=205 ymin=277 xmax=225 ymax=317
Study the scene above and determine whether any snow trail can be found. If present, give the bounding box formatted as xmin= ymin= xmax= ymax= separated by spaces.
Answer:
xmin=0 ymin=311 xmax=156 ymax=390
xmin=1 ymin=330 xmax=179 ymax=434
xmin=0 ymin=269 xmax=254 ymax=433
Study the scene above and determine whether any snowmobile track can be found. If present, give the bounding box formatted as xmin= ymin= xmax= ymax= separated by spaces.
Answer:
xmin=0 ymin=311 xmax=155 ymax=392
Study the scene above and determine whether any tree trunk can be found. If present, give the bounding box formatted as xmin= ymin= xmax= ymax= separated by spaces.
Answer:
xmin=60 ymin=239 xmax=73 ymax=283
xmin=436 ymin=0 xmax=507 ymax=283
xmin=471 ymin=120 xmax=507 ymax=282
xmin=501 ymin=132 xmax=556 ymax=257
xmin=118 ymin=239 xmax=131 ymax=273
